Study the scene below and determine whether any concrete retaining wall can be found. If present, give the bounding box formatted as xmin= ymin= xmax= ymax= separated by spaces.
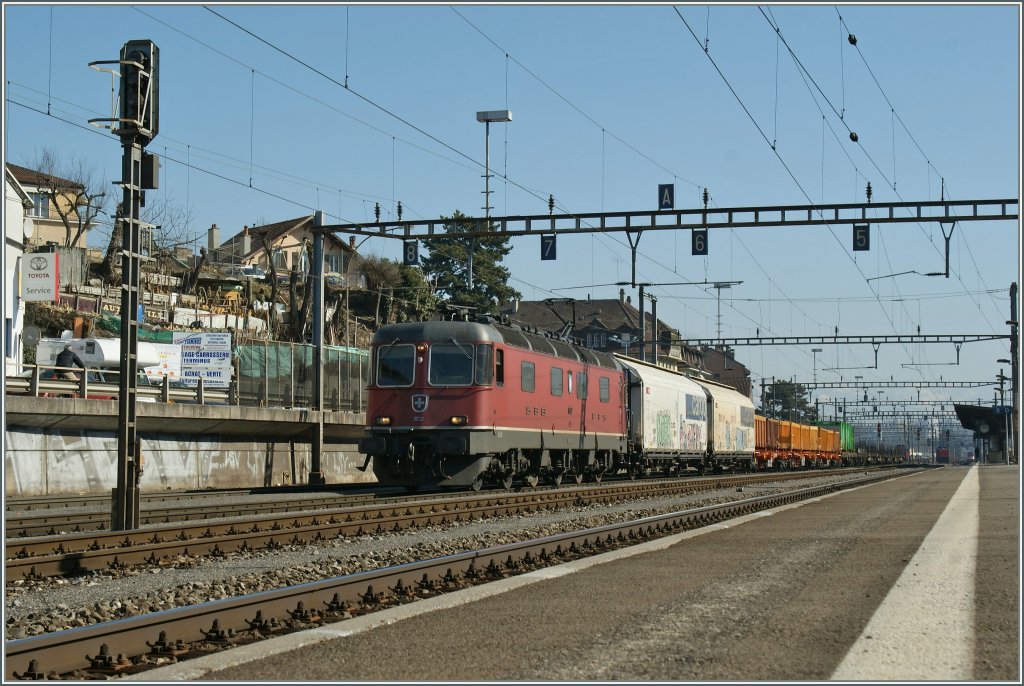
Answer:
xmin=4 ymin=428 xmax=376 ymax=497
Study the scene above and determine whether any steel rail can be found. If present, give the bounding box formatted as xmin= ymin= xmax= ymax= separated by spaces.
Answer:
xmin=4 ymin=469 xmax=909 ymax=679
xmin=5 ymin=470 xmax=876 ymax=580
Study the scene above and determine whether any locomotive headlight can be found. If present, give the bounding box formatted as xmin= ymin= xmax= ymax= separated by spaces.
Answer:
xmin=375 ymin=416 xmax=393 ymax=426
xmin=449 ymin=415 xmax=468 ymax=426
xmin=416 ymin=343 xmax=428 ymax=352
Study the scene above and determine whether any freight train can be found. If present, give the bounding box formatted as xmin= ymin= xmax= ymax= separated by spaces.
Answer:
xmin=358 ymin=316 xmax=900 ymax=491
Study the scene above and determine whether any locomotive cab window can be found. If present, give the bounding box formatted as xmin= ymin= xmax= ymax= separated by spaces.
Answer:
xmin=577 ymin=372 xmax=587 ymax=399
xmin=428 ymin=342 xmax=474 ymax=386
xmin=495 ymin=349 xmax=504 ymax=386
xmin=599 ymin=376 xmax=610 ymax=402
xmin=521 ymin=361 xmax=535 ymax=392
xmin=474 ymin=344 xmax=494 ymax=385
xmin=377 ymin=344 xmax=416 ymax=387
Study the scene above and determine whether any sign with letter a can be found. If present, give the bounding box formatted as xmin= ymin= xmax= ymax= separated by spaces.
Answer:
xmin=658 ymin=184 xmax=674 ymax=210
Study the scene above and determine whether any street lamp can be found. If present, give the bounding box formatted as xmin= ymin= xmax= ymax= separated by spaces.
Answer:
xmin=811 ymin=348 xmax=823 ymax=384
xmin=997 ymin=362 xmax=1011 ymax=464
xmin=471 ymin=110 xmax=511 ymax=290
xmin=476 ymin=110 xmax=511 ymax=220
xmin=712 ymin=281 xmax=743 ymax=340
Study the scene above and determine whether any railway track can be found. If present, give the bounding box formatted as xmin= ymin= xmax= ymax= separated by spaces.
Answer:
xmin=4 ymin=470 xmax=883 ymax=581
xmin=4 ymin=469 xmax=912 ymax=679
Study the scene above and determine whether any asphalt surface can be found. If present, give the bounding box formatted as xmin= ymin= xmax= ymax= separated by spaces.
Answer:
xmin=138 ymin=465 xmax=1019 ymax=681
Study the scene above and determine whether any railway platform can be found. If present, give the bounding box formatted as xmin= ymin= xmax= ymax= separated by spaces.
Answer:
xmin=133 ymin=464 xmax=1019 ymax=682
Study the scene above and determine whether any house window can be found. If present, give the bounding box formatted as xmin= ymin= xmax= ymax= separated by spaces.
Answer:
xmin=27 ymin=193 xmax=49 ymax=219
xmin=324 ymin=254 xmax=343 ymax=273
xmin=4 ymin=318 xmax=12 ymax=359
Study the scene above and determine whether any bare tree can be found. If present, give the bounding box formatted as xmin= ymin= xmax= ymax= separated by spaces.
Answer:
xmin=259 ymin=231 xmax=281 ymax=336
xmin=99 ymin=193 xmax=198 ymax=283
xmin=29 ymin=148 xmax=109 ymax=248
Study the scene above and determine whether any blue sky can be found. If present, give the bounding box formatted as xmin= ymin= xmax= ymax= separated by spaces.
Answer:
xmin=3 ymin=3 xmax=1020 ymax=433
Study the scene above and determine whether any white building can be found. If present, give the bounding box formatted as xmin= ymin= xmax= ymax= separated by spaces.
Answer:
xmin=4 ymin=165 xmax=35 ymax=376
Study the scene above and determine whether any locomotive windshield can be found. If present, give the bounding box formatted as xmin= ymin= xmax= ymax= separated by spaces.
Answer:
xmin=377 ymin=344 xmax=415 ymax=387
xmin=428 ymin=342 xmax=475 ymax=386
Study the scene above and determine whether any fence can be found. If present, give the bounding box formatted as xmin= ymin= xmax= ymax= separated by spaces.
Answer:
xmin=235 ymin=342 xmax=368 ymax=411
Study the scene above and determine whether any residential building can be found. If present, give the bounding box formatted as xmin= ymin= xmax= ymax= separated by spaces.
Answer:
xmin=4 ymin=166 xmax=35 ymax=375
xmin=208 ymin=217 xmax=358 ymax=281
xmin=700 ymin=345 xmax=753 ymax=398
xmin=6 ymin=163 xmax=89 ymax=250
xmin=498 ymin=291 xmax=704 ymax=373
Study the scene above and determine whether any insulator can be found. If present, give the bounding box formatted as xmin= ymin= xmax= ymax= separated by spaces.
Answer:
xmin=374 ymin=202 xmax=380 ymax=222
xmin=548 ymin=194 xmax=554 ymax=214
xmin=397 ymin=201 xmax=403 ymax=220
xmin=702 ymin=187 xmax=709 ymax=209
xmin=848 ymin=33 xmax=857 ymax=45
xmin=849 ymin=131 xmax=859 ymax=142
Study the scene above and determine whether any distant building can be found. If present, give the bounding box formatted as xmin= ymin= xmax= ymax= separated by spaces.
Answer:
xmin=6 ymin=163 xmax=88 ymax=250
xmin=4 ymin=166 xmax=35 ymax=375
xmin=497 ymin=290 xmax=704 ymax=373
xmin=208 ymin=218 xmax=359 ymax=282
xmin=700 ymin=345 xmax=752 ymax=398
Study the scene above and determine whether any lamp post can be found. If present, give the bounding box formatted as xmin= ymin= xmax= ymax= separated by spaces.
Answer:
xmin=712 ymin=281 xmax=742 ymax=340
xmin=997 ymin=364 xmax=1010 ymax=464
xmin=470 ymin=110 xmax=511 ymax=289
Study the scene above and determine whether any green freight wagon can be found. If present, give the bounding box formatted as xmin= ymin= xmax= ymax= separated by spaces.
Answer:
xmin=816 ymin=421 xmax=857 ymax=465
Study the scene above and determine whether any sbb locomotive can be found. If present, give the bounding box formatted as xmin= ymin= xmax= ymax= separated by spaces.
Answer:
xmin=358 ymin=316 xmax=759 ymax=491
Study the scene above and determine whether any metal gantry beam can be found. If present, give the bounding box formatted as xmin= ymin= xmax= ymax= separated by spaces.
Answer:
xmin=795 ymin=381 xmax=997 ymax=389
xmin=317 ymin=198 xmax=1018 ymax=239
xmin=674 ymin=334 xmax=1008 ymax=347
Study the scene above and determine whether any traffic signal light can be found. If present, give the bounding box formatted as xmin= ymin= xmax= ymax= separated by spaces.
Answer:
xmin=119 ymin=39 xmax=159 ymax=144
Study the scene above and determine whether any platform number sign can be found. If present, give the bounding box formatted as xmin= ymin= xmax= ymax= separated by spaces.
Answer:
xmin=402 ymin=239 xmax=419 ymax=266
xmin=692 ymin=228 xmax=708 ymax=256
xmin=853 ymin=223 xmax=870 ymax=251
xmin=658 ymin=183 xmax=674 ymax=210
xmin=541 ymin=234 xmax=557 ymax=261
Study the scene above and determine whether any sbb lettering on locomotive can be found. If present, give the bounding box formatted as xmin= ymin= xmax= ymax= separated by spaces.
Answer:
xmin=525 ymin=406 xmax=547 ymax=416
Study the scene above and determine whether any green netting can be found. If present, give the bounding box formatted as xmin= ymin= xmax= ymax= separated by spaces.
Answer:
xmin=95 ymin=312 xmax=175 ymax=342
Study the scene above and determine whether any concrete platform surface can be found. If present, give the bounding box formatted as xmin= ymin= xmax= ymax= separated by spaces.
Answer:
xmin=134 ymin=465 xmax=1019 ymax=682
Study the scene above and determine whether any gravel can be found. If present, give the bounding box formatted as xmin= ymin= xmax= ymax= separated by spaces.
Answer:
xmin=4 ymin=474 xmax=871 ymax=641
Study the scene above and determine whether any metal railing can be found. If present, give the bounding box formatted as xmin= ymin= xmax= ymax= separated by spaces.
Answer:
xmin=6 ymin=345 xmax=369 ymax=410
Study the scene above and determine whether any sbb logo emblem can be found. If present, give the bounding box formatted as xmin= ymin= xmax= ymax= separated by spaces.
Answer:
xmin=411 ymin=395 xmax=429 ymax=412
xmin=30 ymin=256 xmax=48 ymax=271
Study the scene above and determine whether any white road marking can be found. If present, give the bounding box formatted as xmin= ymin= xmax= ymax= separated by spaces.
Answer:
xmin=831 ymin=466 xmax=979 ymax=680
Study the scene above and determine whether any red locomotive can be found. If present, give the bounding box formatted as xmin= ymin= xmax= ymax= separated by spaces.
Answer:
xmin=358 ymin=318 xmax=627 ymax=490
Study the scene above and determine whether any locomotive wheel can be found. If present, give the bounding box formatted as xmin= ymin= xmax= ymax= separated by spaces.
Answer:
xmin=572 ymin=473 xmax=583 ymax=485
xmin=524 ymin=474 xmax=539 ymax=488
xmin=501 ymin=474 xmax=514 ymax=491
xmin=470 ymin=475 xmax=484 ymax=492
xmin=550 ymin=472 xmax=563 ymax=487
xmin=591 ymin=471 xmax=603 ymax=483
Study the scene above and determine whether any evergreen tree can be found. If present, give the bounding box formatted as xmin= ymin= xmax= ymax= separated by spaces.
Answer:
xmin=420 ymin=211 xmax=520 ymax=315
xmin=761 ymin=379 xmax=819 ymax=423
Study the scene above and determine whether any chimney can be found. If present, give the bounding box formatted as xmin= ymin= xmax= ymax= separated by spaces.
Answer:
xmin=208 ymin=224 xmax=220 ymax=259
xmin=626 ymin=295 xmax=631 ymax=305
xmin=619 ymin=288 xmax=625 ymax=303
xmin=349 ymin=236 xmax=356 ymax=249
xmin=241 ymin=226 xmax=251 ymax=259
